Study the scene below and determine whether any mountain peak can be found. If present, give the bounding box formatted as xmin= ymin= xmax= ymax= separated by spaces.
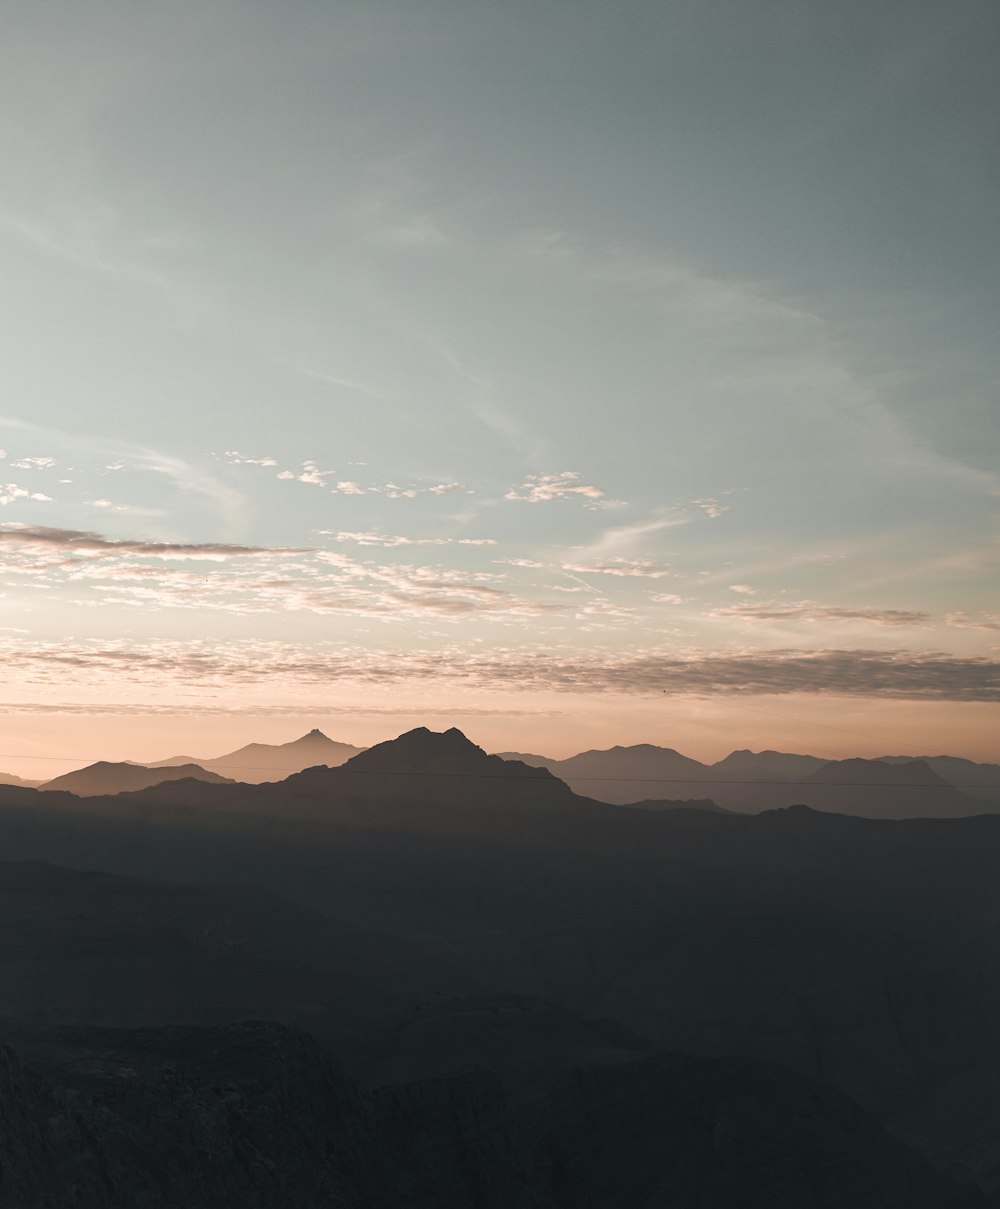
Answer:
xmin=345 ymin=726 xmax=484 ymax=771
xmin=341 ymin=727 xmax=558 ymax=786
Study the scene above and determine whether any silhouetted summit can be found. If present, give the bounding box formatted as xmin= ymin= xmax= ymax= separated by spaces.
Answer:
xmin=151 ymin=728 xmax=365 ymax=782
xmin=346 ymin=727 xmax=553 ymax=780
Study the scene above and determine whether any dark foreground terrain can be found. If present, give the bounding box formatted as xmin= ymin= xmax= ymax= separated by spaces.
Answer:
xmin=1 ymin=728 xmax=999 ymax=1206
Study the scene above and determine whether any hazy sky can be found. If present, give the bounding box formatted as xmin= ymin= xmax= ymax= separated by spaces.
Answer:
xmin=1 ymin=0 xmax=998 ymax=773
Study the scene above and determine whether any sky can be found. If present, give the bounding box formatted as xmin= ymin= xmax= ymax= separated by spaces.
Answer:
xmin=1 ymin=0 xmax=998 ymax=776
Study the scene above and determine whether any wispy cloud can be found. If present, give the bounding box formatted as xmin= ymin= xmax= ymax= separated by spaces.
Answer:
xmin=321 ymin=530 xmax=496 ymax=547
xmin=0 ymin=524 xmax=306 ymax=561
xmin=562 ymin=558 xmax=672 ymax=579
xmin=712 ymin=601 xmax=931 ymax=627
xmin=692 ymin=497 xmax=729 ymax=519
xmin=0 ymin=419 xmax=247 ymax=535
xmin=578 ymin=514 xmax=688 ymax=560
xmin=223 ymin=451 xmax=279 ymax=467
xmin=947 ymin=611 xmax=1000 ymax=633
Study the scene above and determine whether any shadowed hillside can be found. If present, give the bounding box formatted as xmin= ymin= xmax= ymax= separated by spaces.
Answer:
xmin=2 ymin=729 xmax=1000 ymax=1193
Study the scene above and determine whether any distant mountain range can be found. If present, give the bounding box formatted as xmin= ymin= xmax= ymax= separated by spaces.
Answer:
xmin=2 ymin=725 xmax=1000 ymax=1197
xmin=0 ymin=771 xmax=42 ymax=789
xmin=5 ymin=728 xmax=999 ymax=817
xmin=39 ymin=761 xmax=235 ymax=797
xmin=495 ymin=745 xmax=1000 ymax=818
xmin=21 ymin=728 xmax=368 ymax=797
xmin=149 ymin=727 xmax=365 ymax=782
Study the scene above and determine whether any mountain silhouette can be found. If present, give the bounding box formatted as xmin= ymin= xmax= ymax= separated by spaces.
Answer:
xmin=150 ymin=727 xmax=365 ymax=782
xmin=711 ymin=748 xmax=828 ymax=779
xmin=794 ymin=757 xmax=977 ymax=819
xmin=5 ymin=727 xmax=1000 ymax=1192
xmin=0 ymin=771 xmax=42 ymax=789
xmin=497 ymin=744 xmax=995 ymax=818
xmin=879 ymin=754 xmax=1000 ymax=802
xmin=39 ymin=761 xmax=234 ymax=797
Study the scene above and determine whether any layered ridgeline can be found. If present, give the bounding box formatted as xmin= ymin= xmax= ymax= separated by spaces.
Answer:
xmin=147 ymin=726 xmax=365 ymax=782
xmin=39 ymin=761 xmax=235 ymax=797
xmin=29 ymin=728 xmax=366 ymax=796
xmin=496 ymin=745 xmax=1000 ymax=818
xmin=16 ymin=728 xmax=1000 ymax=816
xmin=2 ymin=727 xmax=1000 ymax=1198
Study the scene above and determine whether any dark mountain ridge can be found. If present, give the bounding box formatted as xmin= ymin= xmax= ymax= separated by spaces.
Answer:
xmin=4 ymin=728 xmax=1000 ymax=1190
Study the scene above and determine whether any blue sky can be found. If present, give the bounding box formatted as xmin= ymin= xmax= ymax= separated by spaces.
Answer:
xmin=1 ymin=0 xmax=997 ymax=771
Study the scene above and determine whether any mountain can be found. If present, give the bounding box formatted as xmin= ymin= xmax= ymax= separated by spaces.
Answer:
xmin=795 ymin=757 xmax=980 ymax=819
xmin=1 ymin=1018 xmax=983 ymax=1209
xmin=711 ymin=747 xmax=828 ymax=779
xmin=346 ymin=726 xmax=556 ymax=781
xmin=879 ymin=755 xmax=1000 ymax=803
xmin=6 ymin=728 xmax=1000 ymax=1190
xmin=626 ymin=797 xmax=733 ymax=814
xmin=496 ymin=743 xmax=806 ymax=810
xmin=497 ymin=743 xmax=720 ymax=806
xmin=496 ymin=744 xmax=993 ymax=818
xmin=0 ymin=771 xmax=42 ymax=788
xmin=39 ymin=761 xmax=234 ymax=797
xmin=150 ymin=727 xmax=365 ymax=782
xmin=0 ymin=858 xmax=491 ymax=1065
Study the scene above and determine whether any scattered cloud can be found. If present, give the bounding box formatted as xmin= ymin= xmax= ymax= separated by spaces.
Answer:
xmin=280 ymin=474 xmax=468 ymax=498
xmin=277 ymin=460 xmax=338 ymax=486
xmin=0 ymin=525 xmax=562 ymax=619
xmin=650 ymin=593 xmax=685 ymax=604
xmin=0 ymin=485 xmax=53 ymax=506
xmin=505 ymin=471 xmax=605 ymax=504
xmin=728 ymin=584 xmax=758 ymax=595
xmin=10 ymin=457 xmax=56 ymax=470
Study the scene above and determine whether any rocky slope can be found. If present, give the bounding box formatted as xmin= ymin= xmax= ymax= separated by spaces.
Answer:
xmin=0 ymin=1019 xmax=987 ymax=1208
